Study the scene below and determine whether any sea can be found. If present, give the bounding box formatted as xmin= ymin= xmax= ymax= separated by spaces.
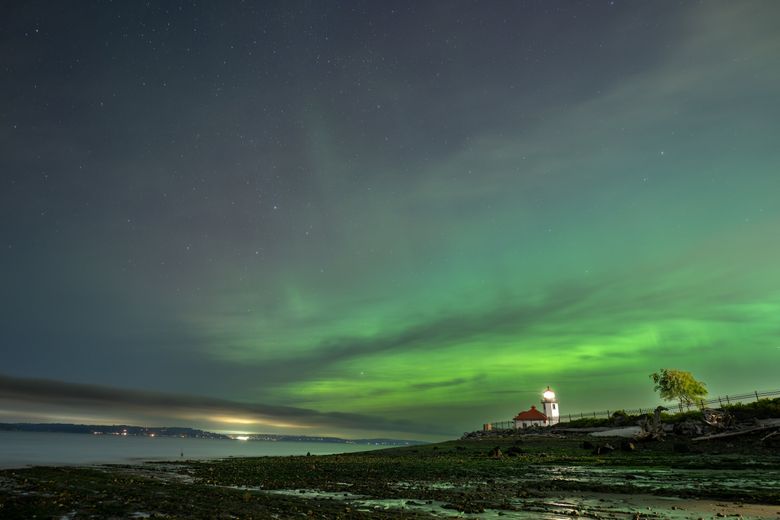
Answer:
xmin=0 ymin=431 xmax=385 ymax=469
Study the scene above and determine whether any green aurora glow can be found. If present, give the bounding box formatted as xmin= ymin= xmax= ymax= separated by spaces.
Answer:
xmin=1 ymin=2 xmax=779 ymax=439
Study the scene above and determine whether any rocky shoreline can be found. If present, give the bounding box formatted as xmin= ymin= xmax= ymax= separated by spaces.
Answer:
xmin=1 ymin=428 xmax=779 ymax=518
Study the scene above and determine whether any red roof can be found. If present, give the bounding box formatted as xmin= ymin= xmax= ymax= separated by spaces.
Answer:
xmin=513 ymin=405 xmax=548 ymax=421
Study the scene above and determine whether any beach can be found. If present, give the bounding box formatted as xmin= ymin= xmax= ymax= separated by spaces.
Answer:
xmin=2 ymin=432 xmax=778 ymax=518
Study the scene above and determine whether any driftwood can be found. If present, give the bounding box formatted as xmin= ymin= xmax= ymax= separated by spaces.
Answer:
xmin=634 ymin=406 xmax=668 ymax=441
xmin=702 ymin=408 xmax=735 ymax=430
xmin=692 ymin=424 xmax=778 ymax=441
xmin=760 ymin=430 xmax=779 ymax=442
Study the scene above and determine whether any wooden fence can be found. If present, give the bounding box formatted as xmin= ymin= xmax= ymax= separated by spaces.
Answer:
xmin=482 ymin=389 xmax=780 ymax=430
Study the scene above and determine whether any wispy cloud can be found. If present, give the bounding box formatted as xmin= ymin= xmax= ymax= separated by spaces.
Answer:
xmin=0 ymin=374 xmax=449 ymax=436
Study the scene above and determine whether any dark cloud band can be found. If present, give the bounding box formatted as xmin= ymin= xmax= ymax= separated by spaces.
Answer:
xmin=0 ymin=374 xmax=449 ymax=436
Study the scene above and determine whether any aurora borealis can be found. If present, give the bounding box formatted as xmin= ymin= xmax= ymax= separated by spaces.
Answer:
xmin=1 ymin=1 xmax=779 ymax=440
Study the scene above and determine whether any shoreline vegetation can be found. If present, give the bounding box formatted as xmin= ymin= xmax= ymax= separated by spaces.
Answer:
xmin=1 ymin=434 xmax=778 ymax=519
xmin=1 ymin=401 xmax=779 ymax=519
xmin=0 ymin=399 xmax=780 ymax=519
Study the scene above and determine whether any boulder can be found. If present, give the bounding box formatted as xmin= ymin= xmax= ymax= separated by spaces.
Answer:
xmin=673 ymin=421 xmax=704 ymax=436
xmin=592 ymin=443 xmax=615 ymax=455
xmin=505 ymin=446 xmax=524 ymax=457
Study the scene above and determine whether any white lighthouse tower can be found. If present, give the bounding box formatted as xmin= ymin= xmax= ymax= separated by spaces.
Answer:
xmin=541 ymin=386 xmax=560 ymax=426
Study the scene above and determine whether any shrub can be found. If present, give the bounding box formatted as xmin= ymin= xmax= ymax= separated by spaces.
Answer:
xmin=557 ymin=417 xmax=611 ymax=428
xmin=723 ymin=397 xmax=780 ymax=421
xmin=659 ymin=410 xmax=703 ymax=424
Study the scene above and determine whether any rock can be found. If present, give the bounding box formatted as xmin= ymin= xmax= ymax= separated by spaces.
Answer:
xmin=620 ymin=440 xmax=636 ymax=452
xmin=673 ymin=420 xmax=704 ymax=436
xmin=581 ymin=441 xmax=595 ymax=450
xmin=593 ymin=444 xmax=615 ymax=455
xmin=505 ymin=446 xmax=524 ymax=457
xmin=488 ymin=446 xmax=503 ymax=458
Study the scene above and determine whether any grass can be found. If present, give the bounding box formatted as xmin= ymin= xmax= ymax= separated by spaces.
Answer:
xmin=557 ymin=397 xmax=780 ymax=428
xmin=724 ymin=397 xmax=780 ymax=421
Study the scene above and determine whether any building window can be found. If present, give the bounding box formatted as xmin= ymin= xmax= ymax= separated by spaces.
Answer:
xmin=552 ymin=404 xmax=556 ymax=409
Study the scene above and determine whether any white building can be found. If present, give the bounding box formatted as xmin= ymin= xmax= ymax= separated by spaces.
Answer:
xmin=541 ymin=386 xmax=560 ymax=426
xmin=513 ymin=405 xmax=548 ymax=428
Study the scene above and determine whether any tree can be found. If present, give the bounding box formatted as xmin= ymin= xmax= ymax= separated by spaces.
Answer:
xmin=650 ymin=368 xmax=708 ymax=408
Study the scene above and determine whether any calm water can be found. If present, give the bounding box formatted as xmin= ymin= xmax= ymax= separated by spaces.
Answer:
xmin=0 ymin=431 xmax=384 ymax=469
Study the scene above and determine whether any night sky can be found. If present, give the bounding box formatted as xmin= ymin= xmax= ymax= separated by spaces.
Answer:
xmin=2 ymin=1 xmax=779 ymax=440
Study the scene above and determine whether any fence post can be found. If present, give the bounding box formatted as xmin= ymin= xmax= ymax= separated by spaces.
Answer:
xmin=471 ymin=389 xmax=779 ymax=431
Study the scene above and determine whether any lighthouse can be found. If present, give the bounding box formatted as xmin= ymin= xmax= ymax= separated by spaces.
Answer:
xmin=541 ymin=386 xmax=560 ymax=425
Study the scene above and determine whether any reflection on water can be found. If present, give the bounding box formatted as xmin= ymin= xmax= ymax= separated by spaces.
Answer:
xmin=249 ymin=464 xmax=780 ymax=519
xmin=538 ymin=464 xmax=780 ymax=493
xmin=251 ymin=487 xmax=733 ymax=519
xmin=0 ymin=431 xmax=381 ymax=468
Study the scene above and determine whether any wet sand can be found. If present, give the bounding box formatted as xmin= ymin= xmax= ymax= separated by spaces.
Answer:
xmin=1 ymin=433 xmax=778 ymax=518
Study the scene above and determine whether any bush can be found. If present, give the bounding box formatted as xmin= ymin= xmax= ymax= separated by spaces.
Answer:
xmin=610 ymin=410 xmax=629 ymax=425
xmin=555 ymin=398 xmax=780 ymax=430
xmin=557 ymin=417 xmax=611 ymax=428
xmin=659 ymin=410 xmax=704 ymax=424
xmin=723 ymin=397 xmax=780 ymax=421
